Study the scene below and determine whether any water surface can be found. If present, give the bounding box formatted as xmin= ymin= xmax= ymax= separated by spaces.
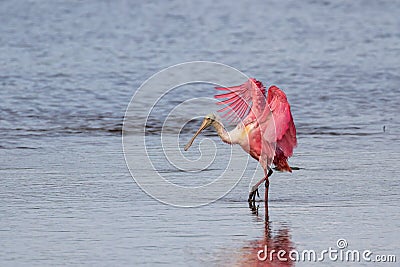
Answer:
xmin=1 ymin=0 xmax=399 ymax=266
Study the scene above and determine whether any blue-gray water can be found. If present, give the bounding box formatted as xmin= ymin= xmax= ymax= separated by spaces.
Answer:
xmin=1 ymin=1 xmax=399 ymax=266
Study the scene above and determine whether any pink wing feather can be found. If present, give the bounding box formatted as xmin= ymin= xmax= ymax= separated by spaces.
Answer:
xmin=214 ymin=78 xmax=266 ymax=123
xmin=267 ymin=85 xmax=297 ymax=158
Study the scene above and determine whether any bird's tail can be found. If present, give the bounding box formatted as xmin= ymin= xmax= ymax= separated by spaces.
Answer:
xmin=274 ymin=160 xmax=292 ymax=172
xmin=273 ymin=149 xmax=292 ymax=172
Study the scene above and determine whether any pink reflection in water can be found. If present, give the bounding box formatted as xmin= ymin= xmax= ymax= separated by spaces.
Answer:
xmin=236 ymin=223 xmax=295 ymax=267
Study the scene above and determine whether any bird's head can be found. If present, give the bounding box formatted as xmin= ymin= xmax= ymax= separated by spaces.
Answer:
xmin=184 ymin=113 xmax=219 ymax=151
xmin=204 ymin=113 xmax=218 ymax=123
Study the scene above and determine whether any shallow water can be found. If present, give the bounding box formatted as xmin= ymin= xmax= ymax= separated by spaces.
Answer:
xmin=1 ymin=0 xmax=399 ymax=266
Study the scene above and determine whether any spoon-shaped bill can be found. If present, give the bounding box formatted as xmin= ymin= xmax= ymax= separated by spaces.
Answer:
xmin=184 ymin=119 xmax=210 ymax=151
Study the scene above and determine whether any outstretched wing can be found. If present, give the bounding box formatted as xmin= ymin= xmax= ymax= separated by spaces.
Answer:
xmin=215 ymin=80 xmax=296 ymax=171
xmin=267 ymin=85 xmax=297 ymax=158
xmin=214 ymin=78 xmax=266 ymax=123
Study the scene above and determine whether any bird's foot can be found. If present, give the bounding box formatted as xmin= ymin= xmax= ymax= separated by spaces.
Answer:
xmin=248 ymin=185 xmax=260 ymax=202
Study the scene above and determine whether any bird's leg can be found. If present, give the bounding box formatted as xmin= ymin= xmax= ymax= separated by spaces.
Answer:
xmin=248 ymin=179 xmax=264 ymax=202
xmin=248 ymin=176 xmax=267 ymax=202
xmin=248 ymin=169 xmax=274 ymax=202
xmin=265 ymin=176 xmax=270 ymax=220
xmin=265 ymin=168 xmax=272 ymax=221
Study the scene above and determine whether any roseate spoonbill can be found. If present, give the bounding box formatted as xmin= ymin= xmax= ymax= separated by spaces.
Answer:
xmin=184 ymin=78 xmax=297 ymax=213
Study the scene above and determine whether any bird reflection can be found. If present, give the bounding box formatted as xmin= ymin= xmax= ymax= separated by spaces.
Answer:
xmin=233 ymin=203 xmax=295 ymax=266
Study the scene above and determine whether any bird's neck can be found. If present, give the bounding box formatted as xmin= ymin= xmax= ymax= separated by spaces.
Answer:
xmin=212 ymin=121 xmax=232 ymax=144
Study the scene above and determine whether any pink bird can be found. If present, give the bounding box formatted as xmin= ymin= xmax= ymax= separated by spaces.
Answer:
xmin=184 ymin=78 xmax=297 ymax=214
